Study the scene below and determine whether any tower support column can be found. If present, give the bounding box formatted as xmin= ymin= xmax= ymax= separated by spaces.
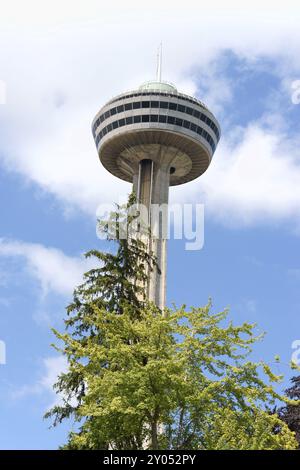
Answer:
xmin=133 ymin=158 xmax=170 ymax=310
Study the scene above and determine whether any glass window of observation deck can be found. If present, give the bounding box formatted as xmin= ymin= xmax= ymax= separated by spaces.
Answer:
xmin=175 ymin=117 xmax=183 ymax=126
xmin=159 ymin=101 xmax=168 ymax=109
xmin=159 ymin=115 xmax=167 ymax=123
xmin=167 ymin=116 xmax=175 ymax=124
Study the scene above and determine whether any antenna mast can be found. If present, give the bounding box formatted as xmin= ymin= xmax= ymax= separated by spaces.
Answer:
xmin=156 ymin=42 xmax=162 ymax=82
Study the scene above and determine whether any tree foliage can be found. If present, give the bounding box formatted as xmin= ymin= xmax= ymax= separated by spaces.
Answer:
xmin=45 ymin=197 xmax=298 ymax=450
xmin=277 ymin=375 xmax=300 ymax=447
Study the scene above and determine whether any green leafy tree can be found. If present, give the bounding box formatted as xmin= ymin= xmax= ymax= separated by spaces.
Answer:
xmin=277 ymin=375 xmax=300 ymax=447
xmin=45 ymin=197 xmax=297 ymax=450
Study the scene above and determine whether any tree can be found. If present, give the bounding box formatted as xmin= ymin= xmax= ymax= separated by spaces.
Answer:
xmin=45 ymin=197 xmax=298 ymax=450
xmin=277 ymin=375 xmax=300 ymax=447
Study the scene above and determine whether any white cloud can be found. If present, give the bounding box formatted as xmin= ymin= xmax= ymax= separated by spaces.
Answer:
xmin=207 ymin=125 xmax=300 ymax=225
xmin=173 ymin=123 xmax=300 ymax=226
xmin=244 ymin=299 xmax=257 ymax=314
xmin=13 ymin=355 xmax=68 ymax=406
xmin=12 ymin=354 xmax=82 ymax=412
xmin=0 ymin=1 xmax=300 ymax=223
xmin=191 ymin=57 xmax=234 ymax=117
xmin=39 ymin=356 xmax=68 ymax=393
xmin=40 ymin=356 xmax=78 ymax=409
xmin=0 ymin=239 xmax=94 ymax=296
xmin=287 ymin=268 xmax=300 ymax=281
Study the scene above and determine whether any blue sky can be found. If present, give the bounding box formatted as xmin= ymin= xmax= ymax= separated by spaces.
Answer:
xmin=1 ymin=0 xmax=300 ymax=449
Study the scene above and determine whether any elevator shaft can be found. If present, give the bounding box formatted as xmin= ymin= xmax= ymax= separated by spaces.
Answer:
xmin=133 ymin=158 xmax=170 ymax=310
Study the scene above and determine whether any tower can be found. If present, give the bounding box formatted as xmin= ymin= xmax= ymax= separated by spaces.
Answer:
xmin=92 ymin=63 xmax=221 ymax=309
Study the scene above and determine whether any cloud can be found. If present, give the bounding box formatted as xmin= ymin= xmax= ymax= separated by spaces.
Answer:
xmin=243 ymin=299 xmax=257 ymax=314
xmin=39 ymin=356 xmax=68 ymax=394
xmin=287 ymin=268 xmax=300 ymax=281
xmin=173 ymin=122 xmax=300 ymax=226
xmin=13 ymin=355 xmax=68 ymax=406
xmin=1 ymin=1 xmax=300 ymax=223
xmin=0 ymin=239 xmax=94 ymax=297
xmin=206 ymin=124 xmax=300 ymax=225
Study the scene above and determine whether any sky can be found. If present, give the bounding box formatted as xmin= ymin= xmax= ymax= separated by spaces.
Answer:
xmin=0 ymin=0 xmax=300 ymax=449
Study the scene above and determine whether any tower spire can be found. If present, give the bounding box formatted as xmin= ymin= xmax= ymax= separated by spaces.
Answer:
xmin=156 ymin=42 xmax=162 ymax=82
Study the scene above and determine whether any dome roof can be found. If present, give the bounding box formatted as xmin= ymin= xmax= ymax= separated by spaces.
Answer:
xmin=138 ymin=80 xmax=177 ymax=93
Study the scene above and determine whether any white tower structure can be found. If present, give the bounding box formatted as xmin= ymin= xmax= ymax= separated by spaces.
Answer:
xmin=92 ymin=59 xmax=221 ymax=309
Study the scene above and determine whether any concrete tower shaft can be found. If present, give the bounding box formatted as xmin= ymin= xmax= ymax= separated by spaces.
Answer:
xmin=92 ymin=81 xmax=221 ymax=309
xmin=134 ymin=157 xmax=170 ymax=309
